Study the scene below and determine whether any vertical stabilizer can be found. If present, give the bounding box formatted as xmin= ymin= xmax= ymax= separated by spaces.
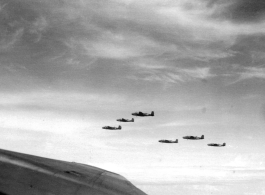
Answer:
xmin=176 ymin=139 xmax=178 ymax=143
xmin=151 ymin=111 xmax=154 ymax=116
xmin=118 ymin=125 xmax=122 ymax=129
xmin=201 ymin=135 xmax=204 ymax=139
xmin=132 ymin=118 xmax=134 ymax=122
xmin=223 ymin=143 xmax=226 ymax=146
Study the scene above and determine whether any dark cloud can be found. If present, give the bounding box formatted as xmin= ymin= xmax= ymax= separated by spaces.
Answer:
xmin=0 ymin=0 xmax=100 ymax=87
xmin=229 ymin=0 xmax=265 ymax=23
xmin=209 ymin=0 xmax=265 ymax=23
xmin=0 ymin=1 xmax=60 ymax=60
xmin=223 ymin=34 xmax=265 ymax=67
xmin=2 ymin=0 xmax=263 ymax=92
xmin=0 ymin=0 xmax=192 ymax=86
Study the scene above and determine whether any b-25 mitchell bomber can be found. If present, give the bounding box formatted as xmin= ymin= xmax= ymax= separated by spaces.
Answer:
xmin=102 ymin=125 xmax=122 ymax=130
xmin=0 ymin=148 xmax=147 ymax=195
xmin=132 ymin=111 xmax=154 ymax=117
xmin=117 ymin=118 xmax=134 ymax=122
xmin=208 ymin=143 xmax=226 ymax=147
xmin=183 ymin=135 xmax=204 ymax=140
xmin=159 ymin=139 xmax=178 ymax=143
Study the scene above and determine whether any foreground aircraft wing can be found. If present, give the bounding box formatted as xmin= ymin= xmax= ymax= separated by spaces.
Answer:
xmin=0 ymin=148 xmax=147 ymax=195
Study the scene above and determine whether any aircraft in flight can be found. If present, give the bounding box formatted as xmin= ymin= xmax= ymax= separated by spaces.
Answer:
xmin=159 ymin=139 xmax=178 ymax=143
xmin=208 ymin=143 xmax=226 ymax=147
xmin=102 ymin=125 xmax=122 ymax=130
xmin=183 ymin=135 xmax=204 ymax=140
xmin=132 ymin=111 xmax=154 ymax=117
xmin=117 ymin=118 xmax=134 ymax=122
xmin=0 ymin=148 xmax=147 ymax=195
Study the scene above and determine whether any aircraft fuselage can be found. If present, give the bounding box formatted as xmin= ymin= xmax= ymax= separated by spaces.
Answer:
xmin=159 ymin=139 xmax=178 ymax=143
xmin=116 ymin=118 xmax=134 ymax=122
xmin=102 ymin=126 xmax=121 ymax=130
xmin=183 ymin=135 xmax=204 ymax=140
xmin=131 ymin=111 xmax=154 ymax=117
xmin=208 ymin=143 xmax=226 ymax=147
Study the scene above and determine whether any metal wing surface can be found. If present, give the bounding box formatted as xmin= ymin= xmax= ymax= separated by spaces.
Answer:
xmin=0 ymin=148 xmax=147 ymax=195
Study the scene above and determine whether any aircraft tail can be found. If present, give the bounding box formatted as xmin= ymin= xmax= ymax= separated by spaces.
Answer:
xmin=176 ymin=139 xmax=178 ymax=143
xmin=131 ymin=118 xmax=134 ymax=122
xmin=118 ymin=125 xmax=122 ymax=129
xmin=151 ymin=111 xmax=154 ymax=116
xmin=201 ymin=135 xmax=204 ymax=139
xmin=223 ymin=143 xmax=226 ymax=146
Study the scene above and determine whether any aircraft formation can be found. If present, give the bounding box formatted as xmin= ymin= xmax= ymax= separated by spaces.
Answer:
xmin=0 ymin=110 xmax=225 ymax=195
xmin=159 ymin=134 xmax=225 ymax=147
xmin=102 ymin=111 xmax=154 ymax=130
xmin=102 ymin=111 xmax=225 ymax=147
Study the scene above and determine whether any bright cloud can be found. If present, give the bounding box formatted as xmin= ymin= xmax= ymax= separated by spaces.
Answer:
xmin=240 ymin=67 xmax=265 ymax=80
xmin=130 ymin=65 xmax=215 ymax=84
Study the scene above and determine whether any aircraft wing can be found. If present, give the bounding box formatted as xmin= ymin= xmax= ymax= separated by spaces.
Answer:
xmin=0 ymin=148 xmax=147 ymax=195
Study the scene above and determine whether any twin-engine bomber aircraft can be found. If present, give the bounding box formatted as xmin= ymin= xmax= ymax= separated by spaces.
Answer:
xmin=183 ymin=135 xmax=204 ymax=140
xmin=117 ymin=118 xmax=134 ymax=122
xmin=102 ymin=125 xmax=122 ymax=130
xmin=0 ymin=148 xmax=147 ymax=195
xmin=208 ymin=143 xmax=226 ymax=147
xmin=159 ymin=139 xmax=178 ymax=143
xmin=132 ymin=111 xmax=154 ymax=117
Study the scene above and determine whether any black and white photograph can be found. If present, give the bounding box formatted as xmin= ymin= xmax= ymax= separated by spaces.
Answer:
xmin=0 ymin=0 xmax=265 ymax=194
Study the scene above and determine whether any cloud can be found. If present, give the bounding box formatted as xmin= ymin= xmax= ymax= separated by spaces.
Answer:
xmin=240 ymin=67 xmax=265 ymax=79
xmin=1 ymin=0 xmax=265 ymax=91
xmin=224 ymin=34 xmax=265 ymax=67
xmin=0 ymin=1 xmax=237 ymax=60
xmin=161 ymin=119 xmax=214 ymax=127
xmin=210 ymin=0 xmax=265 ymax=23
xmin=28 ymin=16 xmax=48 ymax=43
xmin=225 ymin=154 xmax=265 ymax=168
xmin=0 ymin=28 xmax=24 ymax=51
xmin=130 ymin=64 xmax=215 ymax=85
xmin=0 ymin=91 xmax=104 ymax=133
xmin=83 ymin=31 xmax=159 ymax=60
xmin=0 ymin=90 xmax=127 ymax=112
xmin=230 ymin=67 xmax=265 ymax=83
xmin=176 ymin=67 xmax=215 ymax=80
xmin=0 ymin=110 xmax=89 ymax=134
xmin=0 ymin=90 xmax=127 ymax=151
xmin=112 ymin=165 xmax=265 ymax=184
xmin=151 ymin=0 xmax=265 ymax=37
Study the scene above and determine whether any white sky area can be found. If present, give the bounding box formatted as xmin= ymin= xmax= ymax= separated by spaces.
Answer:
xmin=0 ymin=0 xmax=265 ymax=194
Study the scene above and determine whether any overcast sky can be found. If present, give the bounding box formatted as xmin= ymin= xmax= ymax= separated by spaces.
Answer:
xmin=0 ymin=0 xmax=265 ymax=194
